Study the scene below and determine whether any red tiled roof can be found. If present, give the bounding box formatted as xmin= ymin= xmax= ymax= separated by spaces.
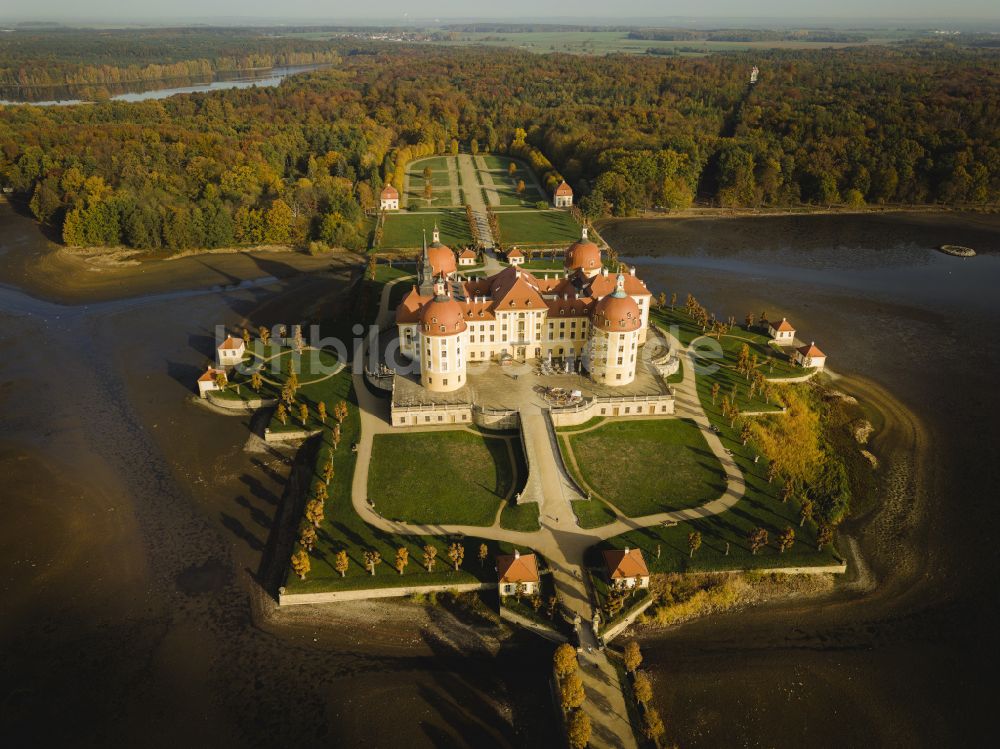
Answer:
xmin=462 ymin=299 xmax=496 ymax=321
xmin=586 ymin=272 xmax=651 ymax=298
xmin=218 ymin=335 xmax=244 ymax=351
xmin=490 ymin=267 xmax=547 ymax=311
xmin=497 ymin=553 xmax=539 ymax=584
xmin=545 ymin=297 xmax=592 ymax=317
xmin=602 ymin=548 xmax=649 ymax=579
xmin=507 ymin=248 xmax=523 ymax=258
xmin=798 ymin=342 xmax=825 ymax=358
xmin=459 ymin=248 xmax=477 ymax=259
xmin=592 ymin=293 xmax=642 ymax=333
xmin=554 ymin=180 xmax=573 ymax=196
xmin=771 ymin=318 xmax=795 ymax=333
xmin=395 ymin=286 xmax=430 ymax=324
xmin=198 ymin=368 xmax=225 ymax=382
xmin=380 ymin=185 xmax=399 ymax=199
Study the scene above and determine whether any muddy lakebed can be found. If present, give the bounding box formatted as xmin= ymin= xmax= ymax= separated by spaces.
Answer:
xmin=2 ymin=204 xmax=999 ymax=747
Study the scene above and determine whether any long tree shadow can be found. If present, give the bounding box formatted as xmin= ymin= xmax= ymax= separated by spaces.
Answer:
xmin=220 ymin=511 xmax=264 ymax=552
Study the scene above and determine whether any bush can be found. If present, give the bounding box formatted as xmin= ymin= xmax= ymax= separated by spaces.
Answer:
xmin=307 ymin=240 xmax=330 ymax=255
xmin=534 ymin=200 xmax=549 ymax=209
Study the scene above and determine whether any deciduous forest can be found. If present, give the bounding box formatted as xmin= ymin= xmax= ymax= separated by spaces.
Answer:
xmin=0 ymin=35 xmax=997 ymax=252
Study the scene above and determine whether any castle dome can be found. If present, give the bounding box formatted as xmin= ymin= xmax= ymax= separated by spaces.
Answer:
xmin=420 ymin=281 xmax=467 ymax=337
xmin=592 ymin=275 xmax=642 ymax=333
xmin=428 ymin=243 xmax=457 ymax=277
xmin=565 ymin=227 xmax=602 ymax=273
xmin=426 ymin=225 xmax=457 ymax=277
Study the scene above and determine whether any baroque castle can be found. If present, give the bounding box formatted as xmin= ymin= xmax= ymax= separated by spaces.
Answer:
xmin=395 ymin=227 xmax=653 ymax=393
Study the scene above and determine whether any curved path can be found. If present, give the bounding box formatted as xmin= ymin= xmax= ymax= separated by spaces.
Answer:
xmin=344 ymin=278 xmax=759 ymax=748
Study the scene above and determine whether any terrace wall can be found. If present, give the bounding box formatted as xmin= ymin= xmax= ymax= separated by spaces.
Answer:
xmin=550 ymin=394 xmax=675 ymax=427
xmin=278 ymin=581 xmax=494 ymax=605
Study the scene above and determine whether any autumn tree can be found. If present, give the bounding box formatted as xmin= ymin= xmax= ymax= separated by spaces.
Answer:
xmin=688 ymin=531 xmax=702 ymax=558
xmin=567 ymin=710 xmax=591 ymax=749
xmin=633 ymin=671 xmax=653 ymax=704
xmin=711 ymin=382 xmax=720 ymax=404
xmin=553 ymin=643 xmax=578 ymax=679
xmin=394 ymin=546 xmax=409 ymax=575
xmin=318 ymin=401 xmax=327 ymax=424
xmin=777 ymin=526 xmax=796 ymax=553
xmin=816 ymin=522 xmax=835 ymax=550
xmin=298 ymin=403 xmax=309 ymax=425
xmin=299 ymin=524 xmax=317 ymax=551
xmin=334 ymin=550 xmax=349 ymax=577
xmin=259 ymin=326 xmax=270 ymax=345
xmin=290 ymin=548 xmax=310 ymax=580
xmin=214 ymin=371 xmax=228 ymax=390
xmin=560 ymin=672 xmax=585 ymax=711
xmin=423 ymin=544 xmax=437 ymax=572
xmin=276 ymin=402 xmax=288 ymax=425
xmin=799 ymin=498 xmax=815 ymax=527
xmin=643 ymin=708 xmax=666 ymax=743
xmin=363 ymin=549 xmax=382 ymax=576
xmin=447 ymin=542 xmax=465 ymax=571
xmin=305 ymin=499 xmax=324 ymax=528
xmin=748 ymin=527 xmax=769 ymax=555
xmin=478 ymin=543 xmax=489 ymax=567
xmin=623 ymin=640 xmax=642 ymax=673
xmin=250 ymin=372 xmax=262 ymax=392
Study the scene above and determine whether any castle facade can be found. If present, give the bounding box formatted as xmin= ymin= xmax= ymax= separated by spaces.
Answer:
xmin=394 ymin=228 xmax=653 ymax=393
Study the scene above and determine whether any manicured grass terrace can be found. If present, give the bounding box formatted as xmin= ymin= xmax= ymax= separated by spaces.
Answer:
xmin=368 ymin=430 xmax=517 ymax=526
xmin=562 ymin=419 xmax=726 ymax=517
xmin=495 ymin=209 xmax=582 ymax=246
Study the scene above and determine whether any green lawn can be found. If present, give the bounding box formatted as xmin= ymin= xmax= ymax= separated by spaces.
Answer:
xmin=281 ymin=374 xmax=531 ymax=594
xmin=519 ymin=258 xmax=565 ymax=271
xmin=495 ymin=210 xmax=581 ymax=246
xmin=571 ymin=498 xmax=618 ymax=529
xmin=368 ymin=431 xmax=516 ymax=526
xmin=563 ymin=419 xmax=727 ymax=517
xmin=500 ymin=502 xmax=541 ymax=532
xmin=595 ymin=308 xmax=840 ymax=572
xmin=381 ymin=209 xmax=473 ymax=249
xmin=408 ymin=156 xmax=449 ymax=172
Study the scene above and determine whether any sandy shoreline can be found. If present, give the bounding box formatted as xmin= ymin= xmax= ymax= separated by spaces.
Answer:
xmin=598 ymin=202 xmax=999 ymax=224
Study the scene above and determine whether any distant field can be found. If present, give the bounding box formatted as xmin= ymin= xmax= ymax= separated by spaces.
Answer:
xmin=496 ymin=210 xmax=581 ymax=247
xmin=426 ymin=31 xmax=892 ymax=56
xmin=381 ymin=208 xmax=473 ymax=249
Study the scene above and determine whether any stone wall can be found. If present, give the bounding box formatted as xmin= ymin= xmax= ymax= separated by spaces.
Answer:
xmin=499 ymin=606 xmax=568 ymax=643
xmin=206 ymin=392 xmax=276 ymax=411
xmin=550 ymin=393 xmax=675 ymax=427
xmin=264 ymin=427 xmax=323 ymax=443
xmin=278 ymin=581 xmax=494 ymax=605
xmin=601 ymin=596 xmax=657 ymax=643
xmin=473 ymin=405 xmax=520 ymax=430
xmin=390 ymin=401 xmax=474 ymax=427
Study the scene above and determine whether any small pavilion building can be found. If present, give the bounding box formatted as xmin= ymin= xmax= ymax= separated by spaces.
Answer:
xmin=553 ymin=180 xmax=573 ymax=208
xmin=507 ymin=248 xmax=525 ymax=266
xmin=197 ymin=366 xmax=227 ymax=398
xmin=793 ymin=342 xmax=827 ymax=369
xmin=602 ymin=547 xmax=650 ymax=590
xmin=767 ymin=317 xmax=796 ymax=344
xmin=216 ymin=335 xmax=246 ymax=368
xmin=458 ymin=248 xmax=477 ymax=266
xmin=379 ymin=184 xmax=400 ymax=211
xmin=496 ymin=550 xmax=540 ymax=596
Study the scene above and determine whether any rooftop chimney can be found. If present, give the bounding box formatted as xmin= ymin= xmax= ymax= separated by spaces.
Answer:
xmin=514 ymin=549 xmax=520 ymax=559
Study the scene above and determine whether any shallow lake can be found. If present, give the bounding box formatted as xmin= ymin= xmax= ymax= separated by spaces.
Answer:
xmin=0 ymin=63 xmax=329 ymax=106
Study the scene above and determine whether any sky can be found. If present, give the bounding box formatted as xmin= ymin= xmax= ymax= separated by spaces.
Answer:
xmin=1 ymin=1 xmax=997 ymax=23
